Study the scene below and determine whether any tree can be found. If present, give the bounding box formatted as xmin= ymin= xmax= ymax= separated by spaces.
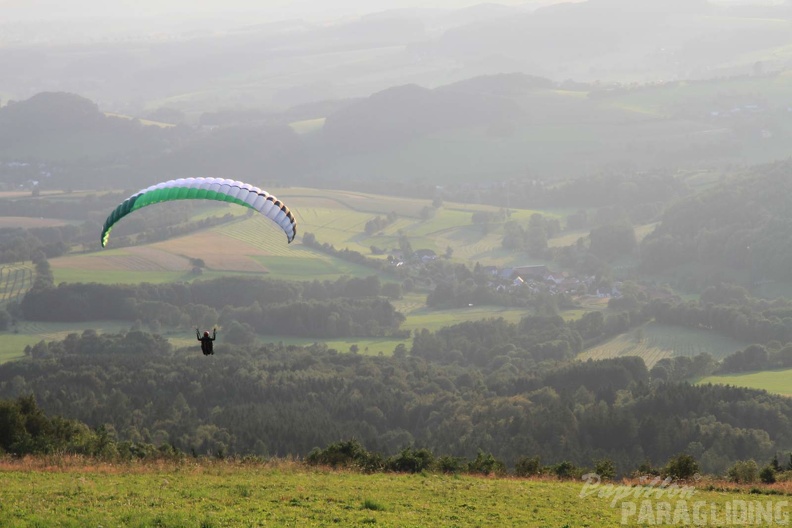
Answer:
xmin=589 ymin=223 xmax=636 ymax=260
xmin=526 ymin=214 xmax=548 ymax=256
xmin=398 ymin=236 xmax=413 ymax=259
xmin=0 ymin=308 xmax=10 ymax=331
xmin=727 ymin=460 xmax=759 ymax=484
xmin=662 ymin=453 xmax=699 ymax=480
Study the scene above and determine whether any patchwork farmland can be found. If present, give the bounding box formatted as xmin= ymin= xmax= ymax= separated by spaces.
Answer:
xmin=46 ymin=187 xmax=558 ymax=285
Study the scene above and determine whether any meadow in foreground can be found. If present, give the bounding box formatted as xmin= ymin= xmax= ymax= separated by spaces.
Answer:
xmin=1 ymin=457 xmax=791 ymax=527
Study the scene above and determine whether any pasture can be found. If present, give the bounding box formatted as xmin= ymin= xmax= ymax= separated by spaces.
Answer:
xmin=698 ymin=369 xmax=792 ymax=397
xmin=0 ymin=457 xmax=777 ymax=528
xmin=579 ymin=322 xmax=749 ymax=368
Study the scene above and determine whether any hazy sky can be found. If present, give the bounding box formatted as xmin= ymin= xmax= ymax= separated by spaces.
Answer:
xmin=0 ymin=0 xmax=532 ymax=21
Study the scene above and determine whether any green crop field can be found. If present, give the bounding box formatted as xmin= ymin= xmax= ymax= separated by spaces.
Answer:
xmin=698 ymin=369 xmax=792 ymax=397
xmin=0 ymin=458 xmax=783 ymax=527
xmin=579 ymin=323 xmax=749 ymax=368
xmin=0 ymin=263 xmax=33 ymax=305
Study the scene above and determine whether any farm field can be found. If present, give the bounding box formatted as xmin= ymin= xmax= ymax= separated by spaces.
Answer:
xmin=0 ymin=458 xmax=777 ymax=528
xmin=0 ymin=263 xmax=33 ymax=305
xmin=46 ymin=187 xmax=571 ymax=284
xmin=579 ymin=322 xmax=749 ymax=368
xmin=698 ymin=369 xmax=792 ymax=397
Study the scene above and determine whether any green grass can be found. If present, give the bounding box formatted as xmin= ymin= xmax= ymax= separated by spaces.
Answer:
xmin=402 ymin=305 xmax=531 ymax=333
xmin=699 ymin=369 xmax=792 ymax=397
xmin=0 ymin=459 xmax=773 ymax=527
xmin=579 ymin=322 xmax=750 ymax=368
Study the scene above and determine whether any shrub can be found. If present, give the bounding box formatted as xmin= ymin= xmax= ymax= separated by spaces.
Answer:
xmin=728 ymin=460 xmax=759 ymax=484
xmin=306 ymin=439 xmax=382 ymax=471
xmin=514 ymin=456 xmax=542 ymax=477
xmin=594 ymin=458 xmax=616 ymax=480
xmin=386 ymin=448 xmax=434 ymax=474
xmin=662 ymin=453 xmax=699 ymax=481
xmin=552 ymin=461 xmax=578 ymax=479
xmin=436 ymin=455 xmax=465 ymax=474
xmin=760 ymin=465 xmax=777 ymax=484
xmin=467 ymin=451 xmax=506 ymax=476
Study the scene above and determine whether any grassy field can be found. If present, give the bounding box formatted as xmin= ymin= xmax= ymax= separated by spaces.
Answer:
xmin=579 ymin=322 xmax=750 ymax=368
xmin=698 ymin=369 xmax=792 ymax=397
xmin=0 ymin=458 xmax=785 ymax=527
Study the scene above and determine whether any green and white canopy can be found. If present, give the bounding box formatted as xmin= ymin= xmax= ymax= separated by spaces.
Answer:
xmin=101 ymin=177 xmax=297 ymax=247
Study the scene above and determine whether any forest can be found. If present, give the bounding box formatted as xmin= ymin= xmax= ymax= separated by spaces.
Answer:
xmin=1 ymin=327 xmax=789 ymax=478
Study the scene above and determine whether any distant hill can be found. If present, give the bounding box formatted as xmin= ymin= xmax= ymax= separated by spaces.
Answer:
xmin=321 ymin=77 xmax=525 ymax=152
xmin=5 ymin=0 xmax=792 ymax=114
xmin=3 ymin=69 xmax=792 ymax=191
xmin=0 ymin=92 xmax=172 ymax=168
xmin=641 ymin=160 xmax=792 ymax=281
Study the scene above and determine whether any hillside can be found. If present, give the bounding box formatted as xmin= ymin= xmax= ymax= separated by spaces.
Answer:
xmin=2 ymin=332 xmax=790 ymax=476
xmin=640 ymin=160 xmax=792 ymax=283
xmin=5 ymin=69 xmax=792 ymax=191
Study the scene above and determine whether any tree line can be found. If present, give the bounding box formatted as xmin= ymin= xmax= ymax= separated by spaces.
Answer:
xmin=0 ymin=394 xmax=178 ymax=461
xmin=4 ymin=392 xmax=787 ymax=486
xmin=19 ymin=275 xmax=405 ymax=338
xmin=3 ymin=328 xmax=790 ymax=475
xmin=644 ymin=285 xmax=792 ymax=345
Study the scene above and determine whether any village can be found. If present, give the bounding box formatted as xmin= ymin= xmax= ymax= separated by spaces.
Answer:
xmin=388 ymin=248 xmax=620 ymax=300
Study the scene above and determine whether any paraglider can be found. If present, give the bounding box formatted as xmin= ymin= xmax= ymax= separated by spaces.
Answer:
xmin=100 ymin=177 xmax=297 ymax=247
xmin=197 ymin=328 xmax=216 ymax=356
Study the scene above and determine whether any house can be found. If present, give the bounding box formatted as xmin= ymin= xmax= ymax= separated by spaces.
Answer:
xmin=481 ymin=266 xmax=498 ymax=276
xmin=414 ymin=249 xmax=437 ymax=263
xmin=499 ymin=268 xmax=515 ymax=280
xmin=513 ymin=265 xmax=549 ymax=279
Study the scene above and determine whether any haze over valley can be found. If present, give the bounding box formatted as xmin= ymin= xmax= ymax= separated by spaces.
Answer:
xmin=4 ymin=2 xmax=792 ymax=525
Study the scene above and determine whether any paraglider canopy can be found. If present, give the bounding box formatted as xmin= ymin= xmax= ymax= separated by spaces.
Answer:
xmin=100 ymin=177 xmax=297 ymax=247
